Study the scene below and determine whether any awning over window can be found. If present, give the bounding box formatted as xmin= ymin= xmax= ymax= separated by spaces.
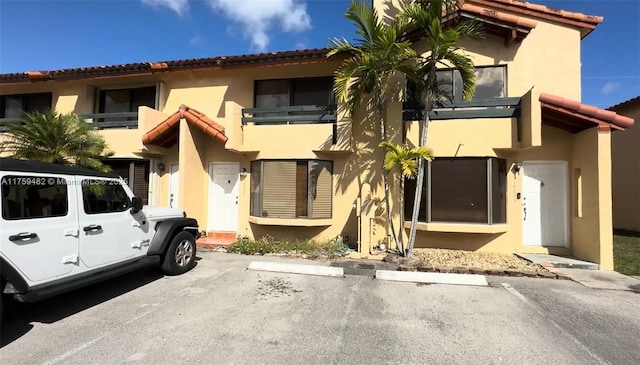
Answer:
xmin=540 ymin=93 xmax=634 ymax=133
xmin=142 ymin=105 xmax=227 ymax=147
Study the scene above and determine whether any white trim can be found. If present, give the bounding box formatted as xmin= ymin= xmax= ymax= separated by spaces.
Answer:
xmin=168 ymin=162 xmax=179 ymax=209
xmin=521 ymin=161 xmax=569 ymax=248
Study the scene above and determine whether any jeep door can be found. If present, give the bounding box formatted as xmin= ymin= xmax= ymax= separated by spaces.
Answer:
xmin=1 ymin=173 xmax=80 ymax=284
xmin=77 ymin=177 xmax=142 ymax=268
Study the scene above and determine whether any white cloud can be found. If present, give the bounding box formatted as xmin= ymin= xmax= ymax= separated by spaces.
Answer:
xmin=295 ymin=41 xmax=307 ymax=50
xmin=141 ymin=0 xmax=190 ymax=17
xmin=601 ymin=81 xmax=620 ymax=95
xmin=207 ymin=0 xmax=312 ymax=52
xmin=189 ymin=35 xmax=205 ymax=47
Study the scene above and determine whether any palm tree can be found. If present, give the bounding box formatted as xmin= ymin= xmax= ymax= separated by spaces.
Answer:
xmin=379 ymin=141 xmax=433 ymax=251
xmin=328 ymin=0 xmax=417 ymax=253
xmin=400 ymin=0 xmax=483 ymax=256
xmin=0 ymin=110 xmax=113 ymax=171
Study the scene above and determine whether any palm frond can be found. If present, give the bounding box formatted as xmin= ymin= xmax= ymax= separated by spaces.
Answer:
xmin=0 ymin=110 xmax=111 ymax=171
xmin=379 ymin=141 xmax=434 ymax=177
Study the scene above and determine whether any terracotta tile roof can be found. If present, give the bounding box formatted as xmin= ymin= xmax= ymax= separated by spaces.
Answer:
xmin=460 ymin=3 xmax=537 ymax=29
xmin=540 ymin=93 xmax=634 ymax=133
xmin=469 ymin=0 xmax=603 ymax=38
xmin=142 ymin=105 xmax=227 ymax=148
xmin=406 ymin=1 xmax=537 ymax=45
xmin=0 ymin=48 xmax=336 ymax=85
xmin=607 ymin=96 xmax=640 ymax=111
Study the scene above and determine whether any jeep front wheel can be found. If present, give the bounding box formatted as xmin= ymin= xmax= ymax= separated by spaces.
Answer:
xmin=161 ymin=231 xmax=196 ymax=275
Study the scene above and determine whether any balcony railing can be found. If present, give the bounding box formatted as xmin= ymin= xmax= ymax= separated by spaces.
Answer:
xmin=241 ymin=105 xmax=337 ymax=125
xmin=81 ymin=112 xmax=139 ymax=129
xmin=403 ymin=97 xmax=521 ymax=121
xmin=0 ymin=118 xmax=20 ymax=132
xmin=0 ymin=112 xmax=139 ymax=132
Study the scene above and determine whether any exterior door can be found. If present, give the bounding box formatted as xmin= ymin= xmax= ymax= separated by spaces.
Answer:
xmin=169 ymin=163 xmax=179 ymax=209
xmin=522 ymin=162 xmax=568 ymax=247
xmin=78 ymin=177 xmax=142 ymax=268
xmin=1 ymin=172 xmax=79 ymax=283
xmin=208 ymin=163 xmax=239 ymax=232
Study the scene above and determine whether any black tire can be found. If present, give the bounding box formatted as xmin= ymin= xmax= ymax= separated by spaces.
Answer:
xmin=161 ymin=231 xmax=197 ymax=276
xmin=0 ymin=279 xmax=4 ymax=327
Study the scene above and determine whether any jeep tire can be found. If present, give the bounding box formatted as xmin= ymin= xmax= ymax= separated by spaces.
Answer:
xmin=161 ymin=231 xmax=197 ymax=275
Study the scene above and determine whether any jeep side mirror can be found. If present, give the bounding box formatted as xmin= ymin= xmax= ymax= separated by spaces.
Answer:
xmin=131 ymin=196 xmax=143 ymax=213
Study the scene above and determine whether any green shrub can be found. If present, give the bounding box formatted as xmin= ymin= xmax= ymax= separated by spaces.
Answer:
xmin=227 ymin=235 xmax=352 ymax=259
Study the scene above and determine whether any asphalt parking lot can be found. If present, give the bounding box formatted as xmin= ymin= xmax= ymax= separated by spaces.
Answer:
xmin=1 ymin=251 xmax=639 ymax=365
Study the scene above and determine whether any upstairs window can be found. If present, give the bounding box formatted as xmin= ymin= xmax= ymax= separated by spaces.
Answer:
xmin=98 ymin=86 xmax=156 ymax=114
xmin=0 ymin=93 xmax=52 ymax=118
xmin=254 ymin=77 xmax=335 ymax=109
xmin=406 ymin=65 xmax=507 ymax=104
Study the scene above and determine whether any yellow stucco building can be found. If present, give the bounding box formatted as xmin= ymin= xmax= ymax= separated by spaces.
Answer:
xmin=1 ymin=0 xmax=634 ymax=269
xmin=609 ymin=96 xmax=640 ymax=232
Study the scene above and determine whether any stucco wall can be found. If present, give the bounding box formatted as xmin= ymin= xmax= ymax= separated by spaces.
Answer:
xmin=610 ymin=101 xmax=640 ymax=231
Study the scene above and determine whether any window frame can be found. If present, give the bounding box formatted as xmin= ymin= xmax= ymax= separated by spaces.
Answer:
xmin=253 ymin=77 xmax=335 ymax=108
xmin=406 ymin=157 xmax=507 ymax=225
xmin=405 ymin=65 xmax=508 ymax=104
xmin=250 ymin=159 xmax=333 ymax=219
xmin=97 ymin=85 xmax=157 ymax=114
xmin=0 ymin=92 xmax=53 ymax=118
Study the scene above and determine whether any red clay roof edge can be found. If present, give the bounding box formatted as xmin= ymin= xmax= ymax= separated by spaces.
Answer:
xmin=142 ymin=104 xmax=227 ymax=147
xmin=539 ymin=93 xmax=634 ymax=129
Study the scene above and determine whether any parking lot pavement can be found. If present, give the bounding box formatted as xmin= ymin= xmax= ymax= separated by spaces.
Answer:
xmin=2 ymin=252 xmax=639 ymax=365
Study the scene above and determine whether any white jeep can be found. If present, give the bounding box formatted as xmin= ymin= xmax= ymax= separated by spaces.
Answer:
xmin=0 ymin=158 xmax=199 ymax=322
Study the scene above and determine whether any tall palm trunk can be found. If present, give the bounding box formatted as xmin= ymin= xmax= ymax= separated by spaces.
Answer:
xmin=376 ymin=99 xmax=401 ymax=253
xmin=407 ymin=87 xmax=434 ymax=257
xmin=398 ymin=175 xmax=405 ymax=251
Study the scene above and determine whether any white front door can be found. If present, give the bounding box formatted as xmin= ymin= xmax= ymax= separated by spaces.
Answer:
xmin=169 ymin=163 xmax=179 ymax=209
xmin=522 ymin=162 xmax=568 ymax=247
xmin=208 ymin=163 xmax=239 ymax=232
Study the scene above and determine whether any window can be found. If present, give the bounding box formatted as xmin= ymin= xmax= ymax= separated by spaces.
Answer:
xmin=254 ymin=77 xmax=335 ymax=109
xmin=405 ymin=66 xmax=506 ymax=104
xmin=438 ymin=66 xmax=506 ymax=103
xmin=0 ymin=93 xmax=52 ymax=118
xmin=1 ymin=175 xmax=68 ymax=220
xmin=98 ymin=86 xmax=156 ymax=115
xmin=105 ymin=159 xmax=150 ymax=205
xmin=404 ymin=157 xmax=506 ymax=224
xmin=250 ymin=160 xmax=333 ymax=219
xmin=82 ymin=179 xmax=130 ymax=214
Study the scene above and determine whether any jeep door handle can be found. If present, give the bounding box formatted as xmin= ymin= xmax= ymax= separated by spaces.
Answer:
xmin=83 ymin=224 xmax=102 ymax=232
xmin=9 ymin=232 xmax=38 ymax=241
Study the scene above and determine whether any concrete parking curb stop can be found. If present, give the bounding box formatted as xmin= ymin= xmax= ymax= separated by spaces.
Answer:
xmin=375 ymin=270 xmax=489 ymax=286
xmin=248 ymin=261 xmax=344 ymax=277
xmin=248 ymin=261 xmax=489 ymax=286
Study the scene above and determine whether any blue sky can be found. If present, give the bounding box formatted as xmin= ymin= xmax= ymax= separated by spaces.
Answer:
xmin=0 ymin=0 xmax=638 ymax=107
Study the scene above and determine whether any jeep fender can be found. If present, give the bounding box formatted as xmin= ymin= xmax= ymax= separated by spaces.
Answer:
xmin=147 ymin=218 xmax=199 ymax=256
xmin=0 ymin=257 xmax=29 ymax=293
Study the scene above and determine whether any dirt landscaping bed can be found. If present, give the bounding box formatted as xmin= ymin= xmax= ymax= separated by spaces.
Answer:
xmin=383 ymin=248 xmax=566 ymax=279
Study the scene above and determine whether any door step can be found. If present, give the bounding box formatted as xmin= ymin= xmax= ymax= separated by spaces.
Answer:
xmin=196 ymin=231 xmax=237 ymax=249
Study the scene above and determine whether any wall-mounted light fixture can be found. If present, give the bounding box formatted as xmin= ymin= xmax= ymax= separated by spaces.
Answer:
xmin=512 ymin=161 xmax=522 ymax=174
xmin=239 ymin=167 xmax=248 ymax=177
xmin=158 ymin=163 xmax=166 ymax=173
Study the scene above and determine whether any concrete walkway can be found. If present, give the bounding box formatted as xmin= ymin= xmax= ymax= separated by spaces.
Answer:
xmin=515 ymin=253 xmax=599 ymax=270
xmin=554 ymin=268 xmax=640 ymax=292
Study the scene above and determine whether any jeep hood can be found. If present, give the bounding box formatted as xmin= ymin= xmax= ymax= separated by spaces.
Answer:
xmin=142 ymin=206 xmax=184 ymax=221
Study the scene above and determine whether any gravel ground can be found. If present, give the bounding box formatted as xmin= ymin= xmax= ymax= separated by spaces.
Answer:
xmin=411 ymin=248 xmax=543 ymax=271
